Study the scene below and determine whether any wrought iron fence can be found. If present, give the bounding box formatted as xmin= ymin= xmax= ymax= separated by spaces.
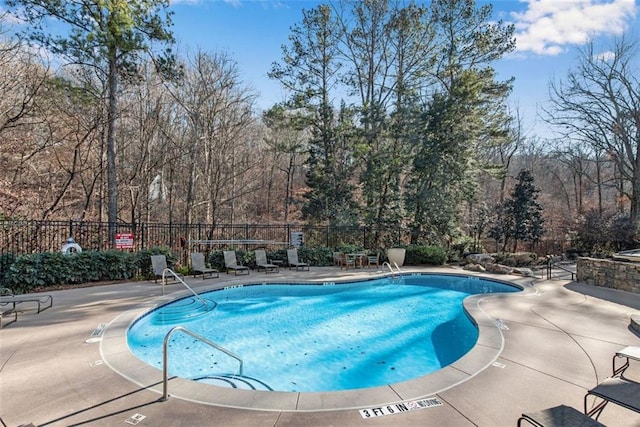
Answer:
xmin=0 ymin=219 xmax=406 ymax=259
xmin=0 ymin=219 xmax=566 ymax=264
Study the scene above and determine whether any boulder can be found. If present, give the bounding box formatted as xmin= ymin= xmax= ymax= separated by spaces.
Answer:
xmin=513 ymin=267 xmax=535 ymax=277
xmin=466 ymin=253 xmax=495 ymax=265
xmin=485 ymin=263 xmax=513 ymax=275
xmin=463 ymin=263 xmax=486 ymax=272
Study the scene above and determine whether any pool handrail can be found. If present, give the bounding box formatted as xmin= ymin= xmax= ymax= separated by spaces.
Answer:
xmin=161 ymin=268 xmax=209 ymax=308
xmin=161 ymin=326 xmax=243 ymax=401
xmin=382 ymin=261 xmax=401 ymax=277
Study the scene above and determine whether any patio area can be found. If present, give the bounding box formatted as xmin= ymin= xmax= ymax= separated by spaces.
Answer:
xmin=1 ymin=265 xmax=640 ymax=426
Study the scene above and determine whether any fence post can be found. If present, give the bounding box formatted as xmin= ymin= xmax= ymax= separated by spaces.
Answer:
xmin=69 ymin=219 xmax=73 ymax=239
xmin=363 ymin=226 xmax=367 ymax=249
xmin=325 ymin=225 xmax=329 ymax=248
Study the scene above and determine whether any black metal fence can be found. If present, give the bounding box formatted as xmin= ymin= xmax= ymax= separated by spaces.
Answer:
xmin=0 ymin=219 xmax=405 ymax=259
xmin=0 ymin=219 xmax=567 ymax=265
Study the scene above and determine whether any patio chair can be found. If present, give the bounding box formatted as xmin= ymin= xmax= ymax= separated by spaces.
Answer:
xmin=584 ymin=375 xmax=640 ymax=420
xmin=190 ymin=252 xmax=219 ymax=279
xmin=0 ymin=287 xmax=51 ymax=328
xmin=255 ymin=249 xmax=279 ymax=273
xmin=223 ymin=250 xmax=249 ymax=275
xmin=287 ymin=248 xmax=309 ymax=271
xmin=340 ymin=253 xmax=355 ymax=270
xmin=613 ymin=345 xmax=640 ymax=376
xmin=333 ymin=251 xmax=344 ymax=267
xmin=0 ymin=287 xmax=53 ymax=314
xmin=151 ymin=255 xmax=183 ymax=283
xmin=518 ymin=404 xmax=604 ymax=426
xmin=367 ymin=254 xmax=379 ymax=268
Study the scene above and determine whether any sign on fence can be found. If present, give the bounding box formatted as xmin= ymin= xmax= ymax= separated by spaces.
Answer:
xmin=115 ymin=233 xmax=134 ymax=249
xmin=290 ymin=231 xmax=303 ymax=247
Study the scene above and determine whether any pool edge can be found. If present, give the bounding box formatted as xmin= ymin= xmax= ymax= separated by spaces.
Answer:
xmin=100 ymin=271 xmax=536 ymax=412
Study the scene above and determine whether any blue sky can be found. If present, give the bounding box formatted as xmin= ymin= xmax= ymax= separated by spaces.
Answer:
xmin=2 ymin=0 xmax=637 ymax=139
xmin=168 ymin=0 xmax=638 ymax=139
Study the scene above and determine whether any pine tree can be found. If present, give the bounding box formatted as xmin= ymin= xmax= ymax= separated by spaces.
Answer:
xmin=489 ymin=170 xmax=545 ymax=251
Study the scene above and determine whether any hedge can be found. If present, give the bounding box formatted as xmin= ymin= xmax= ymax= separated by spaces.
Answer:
xmin=0 ymin=244 xmax=450 ymax=293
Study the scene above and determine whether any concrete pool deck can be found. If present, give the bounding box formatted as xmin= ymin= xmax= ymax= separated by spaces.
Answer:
xmin=2 ymin=266 xmax=640 ymax=426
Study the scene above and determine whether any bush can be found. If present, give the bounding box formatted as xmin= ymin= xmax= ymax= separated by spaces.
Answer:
xmin=269 ymin=247 xmax=335 ymax=267
xmin=0 ymin=252 xmax=16 ymax=284
xmin=492 ymin=252 xmax=539 ymax=267
xmin=574 ymin=210 xmax=639 ymax=253
xmin=0 ymin=248 xmax=175 ymax=293
xmin=405 ymin=245 xmax=447 ymax=266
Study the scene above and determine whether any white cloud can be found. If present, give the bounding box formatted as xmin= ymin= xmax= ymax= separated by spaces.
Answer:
xmin=510 ymin=0 xmax=637 ymax=55
xmin=169 ymin=0 xmax=204 ymax=5
xmin=595 ymin=50 xmax=616 ymax=61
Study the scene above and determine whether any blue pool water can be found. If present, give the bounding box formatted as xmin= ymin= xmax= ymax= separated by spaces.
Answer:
xmin=127 ymin=274 xmax=519 ymax=392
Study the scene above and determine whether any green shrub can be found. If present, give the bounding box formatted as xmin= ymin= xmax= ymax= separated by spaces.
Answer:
xmin=448 ymin=236 xmax=483 ymax=263
xmin=405 ymin=245 xmax=447 ymax=265
xmin=266 ymin=247 xmax=334 ymax=267
xmin=2 ymin=249 xmax=145 ymax=293
xmin=492 ymin=252 xmax=539 ymax=267
xmin=0 ymin=252 xmax=16 ymax=284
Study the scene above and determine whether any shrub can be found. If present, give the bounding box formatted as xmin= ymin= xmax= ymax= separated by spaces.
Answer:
xmin=492 ymin=252 xmax=539 ymax=267
xmin=405 ymin=245 xmax=447 ymax=266
xmin=0 ymin=252 xmax=16 ymax=284
xmin=2 ymin=249 xmax=148 ymax=293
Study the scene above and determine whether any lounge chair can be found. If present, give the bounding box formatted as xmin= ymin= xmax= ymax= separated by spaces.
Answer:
xmin=287 ymin=248 xmax=309 ymax=271
xmin=518 ymin=404 xmax=604 ymax=426
xmin=0 ymin=304 xmax=17 ymax=328
xmin=190 ymin=252 xmax=219 ymax=279
xmin=151 ymin=255 xmax=183 ymax=283
xmin=254 ymin=249 xmax=279 ymax=273
xmin=223 ymin=250 xmax=249 ymax=275
xmin=0 ymin=287 xmax=53 ymax=314
xmin=613 ymin=345 xmax=640 ymax=376
xmin=584 ymin=376 xmax=640 ymax=419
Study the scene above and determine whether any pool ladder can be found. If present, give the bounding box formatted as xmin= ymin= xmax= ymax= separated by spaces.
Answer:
xmin=161 ymin=268 xmax=210 ymax=309
xmin=161 ymin=326 xmax=243 ymax=401
xmin=382 ymin=262 xmax=402 ymax=281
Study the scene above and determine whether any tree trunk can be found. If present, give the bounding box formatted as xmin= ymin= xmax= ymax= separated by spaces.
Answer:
xmin=106 ymin=56 xmax=119 ymax=246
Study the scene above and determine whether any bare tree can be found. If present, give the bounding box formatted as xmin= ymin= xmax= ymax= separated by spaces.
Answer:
xmin=166 ymin=49 xmax=258 ymax=229
xmin=545 ymin=36 xmax=640 ymax=229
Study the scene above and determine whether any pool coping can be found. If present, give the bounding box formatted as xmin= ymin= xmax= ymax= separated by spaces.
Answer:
xmin=100 ymin=271 xmax=537 ymax=412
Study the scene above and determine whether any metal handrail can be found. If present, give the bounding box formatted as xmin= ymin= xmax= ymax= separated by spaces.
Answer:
xmin=382 ymin=261 xmax=401 ymax=276
xmin=545 ymin=256 xmax=576 ymax=280
xmin=161 ymin=326 xmax=243 ymax=401
xmin=161 ymin=268 xmax=209 ymax=308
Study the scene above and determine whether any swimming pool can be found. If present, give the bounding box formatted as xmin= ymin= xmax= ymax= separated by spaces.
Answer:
xmin=127 ymin=274 xmax=520 ymax=393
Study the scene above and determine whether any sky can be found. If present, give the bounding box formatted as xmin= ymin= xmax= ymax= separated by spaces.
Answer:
xmin=2 ymin=0 xmax=638 ymax=139
xmin=167 ymin=0 xmax=638 ymax=139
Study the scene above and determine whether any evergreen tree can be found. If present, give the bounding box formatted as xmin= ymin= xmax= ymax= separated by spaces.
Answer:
xmin=489 ymin=170 xmax=545 ymax=251
xmin=269 ymin=5 xmax=357 ymax=226
xmin=7 ymin=0 xmax=176 ymax=244
xmin=404 ymin=0 xmax=515 ymax=245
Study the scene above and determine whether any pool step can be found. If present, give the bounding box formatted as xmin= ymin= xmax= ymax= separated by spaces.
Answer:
xmin=193 ymin=374 xmax=273 ymax=391
xmin=151 ymin=298 xmax=217 ymax=324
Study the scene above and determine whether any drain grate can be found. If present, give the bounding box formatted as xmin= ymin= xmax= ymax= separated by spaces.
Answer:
xmin=124 ymin=413 xmax=146 ymax=425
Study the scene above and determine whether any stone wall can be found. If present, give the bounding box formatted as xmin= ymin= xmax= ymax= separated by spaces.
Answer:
xmin=577 ymin=257 xmax=640 ymax=294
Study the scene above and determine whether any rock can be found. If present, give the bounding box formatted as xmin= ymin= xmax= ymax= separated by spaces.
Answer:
xmin=485 ymin=263 xmax=513 ymax=274
xmin=466 ymin=253 xmax=495 ymax=265
xmin=513 ymin=267 xmax=535 ymax=277
xmin=463 ymin=263 xmax=486 ymax=272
